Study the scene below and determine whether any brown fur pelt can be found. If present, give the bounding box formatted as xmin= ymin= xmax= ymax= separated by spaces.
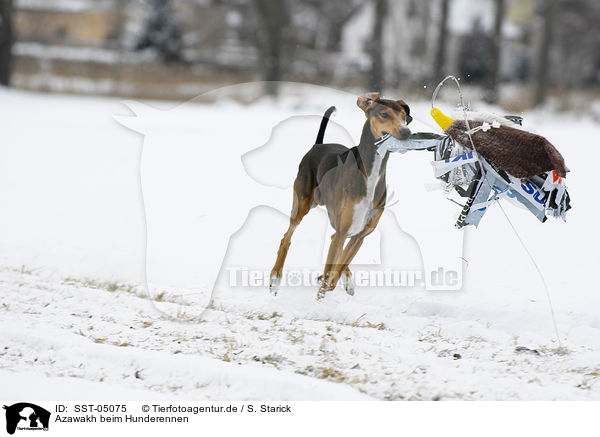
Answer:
xmin=445 ymin=120 xmax=569 ymax=178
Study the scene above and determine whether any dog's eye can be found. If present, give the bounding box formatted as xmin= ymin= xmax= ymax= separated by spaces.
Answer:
xmin=381 ymin=113 xmax=390 ymax=119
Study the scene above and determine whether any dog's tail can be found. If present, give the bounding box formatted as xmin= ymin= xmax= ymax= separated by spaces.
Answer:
xmin=315 ymin=106 xmax=336 ymax=144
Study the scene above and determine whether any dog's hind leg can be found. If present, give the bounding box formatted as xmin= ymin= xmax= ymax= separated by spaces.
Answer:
xmin=270 ymin=184 xmax=313 ymax=295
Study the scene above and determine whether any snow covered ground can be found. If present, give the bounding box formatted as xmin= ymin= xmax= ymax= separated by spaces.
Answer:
xmin=0 ymin=84 xmax=599 ymax=400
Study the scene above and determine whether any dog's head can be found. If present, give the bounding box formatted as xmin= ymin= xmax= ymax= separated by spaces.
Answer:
xmin=357 ymin=92 xmax=412 ymax=140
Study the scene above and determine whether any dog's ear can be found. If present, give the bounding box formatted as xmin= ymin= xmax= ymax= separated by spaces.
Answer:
xmin=357 ymin=92 xmax=380 ymax=115
xmin=396 ymin=99 xmax=412 ymax=124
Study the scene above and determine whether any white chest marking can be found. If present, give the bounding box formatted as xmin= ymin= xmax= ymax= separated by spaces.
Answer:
xmin=348 ymin=155 xmax=383 ymax=237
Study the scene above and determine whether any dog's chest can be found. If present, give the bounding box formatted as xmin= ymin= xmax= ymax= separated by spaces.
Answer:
xmin=348 ymin=155 xmax=383 ymax=237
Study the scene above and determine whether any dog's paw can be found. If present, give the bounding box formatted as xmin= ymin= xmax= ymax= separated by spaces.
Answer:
xmin=341 ymin=273 xmax=355 ymax=296
xmin=316 ymin=286 xmax=327 ymax=300
xmin=269 ymin=275 xmax=281 ymax=296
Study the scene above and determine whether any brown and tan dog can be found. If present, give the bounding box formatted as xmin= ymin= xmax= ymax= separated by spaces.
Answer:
xmin=270 ymin=92 xmax=412 ymax=299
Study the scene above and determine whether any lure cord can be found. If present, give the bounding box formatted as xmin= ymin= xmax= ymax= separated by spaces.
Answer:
xmin=432 ymin=75 xmax=563 ymax=349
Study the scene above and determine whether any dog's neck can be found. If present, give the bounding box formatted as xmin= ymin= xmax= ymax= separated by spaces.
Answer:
xmin=358 ymin=121 xmax=388 ymax=176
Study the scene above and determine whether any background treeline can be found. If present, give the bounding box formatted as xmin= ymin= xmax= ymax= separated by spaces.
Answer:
xmin=0 ymin=0 xmax=598 ymax=109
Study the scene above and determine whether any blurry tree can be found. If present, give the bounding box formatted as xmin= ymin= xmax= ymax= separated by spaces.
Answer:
xmin=135 ymin=0 xmax=184 ymax=63
xmin=285 ymin=0 xmax=364 ymax=85
xmin=410 ymin=0 xmax=431 ymax=57
xmin=252 ymin=0 xmax=289 ymax=96
xmin=533 ymin=0 xmax=554 ymax=106
xmin=432 ymin=0 xmax=450 ymax=84
xmin=107 ymin=0 xmax=129 ymax=49
xmin=318 ymin=0 xmax=363 ymax=52
xmin=457 ymin=19 xmax=489 ymax=83
xmin=515 ymin=26 xmax=532 ymax=82
xmin=295 ymin=0 xmax=364 ymax=51
xmin=369 ymin=0 xmax=387 ymax=91
xmin=552 ymin=0 xmax=600 ymax=89
xmin=0 ymin=0 xmax=13 ymax=86
xmin=484 ymin=0 xmax=504 ymax=104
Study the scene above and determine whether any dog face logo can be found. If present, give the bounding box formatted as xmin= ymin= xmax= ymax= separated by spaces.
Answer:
xmin=3 ymin=403 xmax=50 ymax=435
xmin=115 ymin=82 xmax=464 ymax=320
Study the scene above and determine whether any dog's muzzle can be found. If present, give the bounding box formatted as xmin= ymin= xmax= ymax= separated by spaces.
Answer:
xmin=398 ymin=128 xmax=411 ymax=140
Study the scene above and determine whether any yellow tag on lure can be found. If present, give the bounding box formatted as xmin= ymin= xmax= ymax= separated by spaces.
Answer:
xmin=430 ymin=107 xmax=455 ymax=131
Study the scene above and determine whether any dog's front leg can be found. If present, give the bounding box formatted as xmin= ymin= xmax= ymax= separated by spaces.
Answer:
xmin=336 ymin=207 xmax=384 ymax=296
xmin=341 ymin=266 xmax=355 ymax=296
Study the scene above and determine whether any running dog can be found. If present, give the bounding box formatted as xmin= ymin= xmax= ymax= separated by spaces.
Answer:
xmin=269 ymin=92 xmax=412 ymax=299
